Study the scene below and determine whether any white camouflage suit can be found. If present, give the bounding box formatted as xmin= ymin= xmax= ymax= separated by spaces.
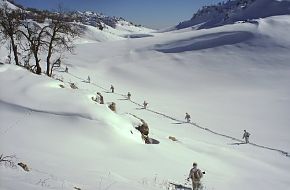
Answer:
xmin=188 ymin=166 xmax=203 ymax=190
xmin=243 ymin=130 xmax=250 ymax=143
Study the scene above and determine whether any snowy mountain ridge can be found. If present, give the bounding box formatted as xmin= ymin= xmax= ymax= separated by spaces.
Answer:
xmin=0 ymin=0 xmax=153 ymax=43
xmin=73 ymin=11 xmax=142 ymax=30
xmin=0 ymin=0 xmax=18 ymax=10
xmin=175 ymin=0 xmax=290 ymax=30
xmin=71 ymin=11 xmax=154 ymax=42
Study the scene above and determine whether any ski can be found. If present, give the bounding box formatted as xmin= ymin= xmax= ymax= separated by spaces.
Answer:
xmin=169 ymin=182 xmax=191 ymax=190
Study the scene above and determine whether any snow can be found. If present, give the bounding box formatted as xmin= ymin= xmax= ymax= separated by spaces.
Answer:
xmin=175 ymin=0 xmax=290 ymax=30
xmin=75 ymin=24 xmax=124 ymax=43
xmin=71 ymin=10 xmax=155 ymax=43
xmin=73 ymin=21 xmax=155 ymax=44
xmin=0 ymin=0 xmax=19 ymax=10
xmin=1 ymin=11 xmax=290 ymax=190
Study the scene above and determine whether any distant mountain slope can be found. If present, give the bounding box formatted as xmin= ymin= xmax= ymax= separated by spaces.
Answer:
xmin=72 ymin=11 xmax=154 ymax=42
xmin=0 ymin=0 xmax=19 ymax=9
xmin=175 ymin=0 xmax=290 ymax=30
xmin=72 ymin=11 xmax=142 ymax=31
xmin=0 ymin=0 xmax=154 ymax=42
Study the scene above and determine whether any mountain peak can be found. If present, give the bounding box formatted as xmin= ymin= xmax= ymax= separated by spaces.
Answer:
xmin=176 ymin=0 xmax=290 ymax=30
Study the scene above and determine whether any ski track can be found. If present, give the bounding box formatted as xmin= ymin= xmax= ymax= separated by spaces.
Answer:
xmin=34 ymin=68 xmax=290 ymax=158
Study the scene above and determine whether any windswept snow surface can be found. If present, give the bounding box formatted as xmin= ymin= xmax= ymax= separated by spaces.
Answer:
xmin=1 ymin=16 xmax=290 ymax=190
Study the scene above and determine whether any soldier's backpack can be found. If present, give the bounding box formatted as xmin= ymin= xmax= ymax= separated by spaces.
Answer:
xmin=193 ymin=169 xmax=203 ymax=180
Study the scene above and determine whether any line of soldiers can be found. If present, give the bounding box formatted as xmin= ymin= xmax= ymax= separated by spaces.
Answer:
xmin=68 ymin=74 xmax=250 ymax=190
xmin=185 ymin=112 xmax=251 ymax=143
xmin=185 ymin=130 xmax=250 ymax=189
xmin=92 ymin=85 xmax=152 ymax=144
xmin=92 ymin=85 xmax=251 ymax=146
xmin=74 ymin=77 xmax=253 ymax=189
xmin=93 ymin=91 xmax=116 ymax=112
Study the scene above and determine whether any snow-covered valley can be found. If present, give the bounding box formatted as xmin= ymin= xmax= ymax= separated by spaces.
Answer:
xmin=1 ymin=0 xmax=290 ymax=189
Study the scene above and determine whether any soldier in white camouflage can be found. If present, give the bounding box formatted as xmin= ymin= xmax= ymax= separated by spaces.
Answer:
xmin=242 ymin=130 xmax=250 ymax=143
xmin=187 ymin=162 xmax=204 ymax=190
xmin=127 ymin=92 xmax=131 ymax=100
xmin=143 ymin=101 xmax=148 ymax=109
xmin=136 ymin=119 xmax=150 ymax=143
xmin=110 ymin=85 xmax=114 ymax=93
xmin=185 ymin=112 xmax=191 ymax=123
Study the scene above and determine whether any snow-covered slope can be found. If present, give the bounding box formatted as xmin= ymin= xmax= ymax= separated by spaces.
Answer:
xmin=0 ymin=0 xmax=19 ymax=10
xmin=73 ymin=11 xmax=154 ymax=42
xmin=1 ymin=13 xmax=290 ymax=190
xmin=0 ymin=1 xmax=154 ymax=43
xmin=74 ymin=23 xmax=155 ymax=43
xmin=175 ymin=0 xmax=290 ymax=30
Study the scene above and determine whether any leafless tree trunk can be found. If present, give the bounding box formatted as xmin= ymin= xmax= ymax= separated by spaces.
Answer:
xmin=0 ymin=154 xmax=17 ymax=168
xmin=0 ymin=4 xmax=23 ymax=66
xmin=45 ymin=8 xmax=80 ymax=76
xmin=49 ymin=57 xmax=61 ymax=76
xmin=18 ymin=22 xmax=49 ymax=75
xmin=7 ymin=43 xmax=12 ymax=64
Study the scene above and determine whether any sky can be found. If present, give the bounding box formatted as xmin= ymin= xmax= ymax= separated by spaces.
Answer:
xmin=14 ymin=0 xmax=222 ymax=29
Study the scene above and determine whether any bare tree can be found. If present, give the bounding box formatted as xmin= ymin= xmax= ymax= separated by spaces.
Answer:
xmin=18 ymin=21 xmax=49 ymax=74
xmin=45 ymin=11 xmax=80 ymax=76
xmin=0 ymin=154 xmax=17 ymax=168
xmin=1 ymin=4 xmax=80 ymax=76
xmin=0 ymin=4 xmax=23 ymax=65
